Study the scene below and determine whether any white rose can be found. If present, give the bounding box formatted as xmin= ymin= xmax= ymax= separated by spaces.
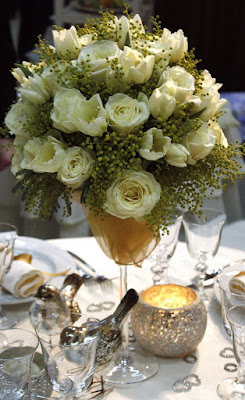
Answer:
xmin=4 ymin=100 xmax=35 ymax=135
xmin=78 ymin=40 xmax=121 ymax=79
xmin=165 ymin=143 xmax=190 ymax=167
xmin=158 ymin=66 xmax=195 ymax=104
xmin=191 ymin=70 xmax=227 ymax=121
xmin=104 ymin=170 xmax=161 ymax=219
xmin=161 ymin=28 xmax=188 ymax=63
xmin=208 ymin=120 xmax=228 ymax=147
xmin=119 ymin=46 xmax=155 ymax=84
xmin=149 ymin=82 xmax=177 ymax=119
xmin=57 ymin=147 xmax=93 ymax=189
xmin=19 ymin=73 xmax=51 ymax=104
xmin=105 ymin=93 xmax=150 ymax=134
xmin=52 ymin=26 xmax=80 ymax=59
xmin=51 ymin=88 xmax=107 ymax=136
xmin=182 ymin=121 xmax=216 ymax=165
xmin=139 ymin=128 xmax=171 ymax=161
xmin=21 ymin=136 xmax=66 ymax=173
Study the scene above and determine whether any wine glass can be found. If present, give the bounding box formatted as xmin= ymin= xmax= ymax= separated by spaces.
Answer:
xmin=217 ymin=305 xmax=245 ymax=399
xmin=182 ymin=208 xmax=226 ymax=299
xmin=150 ymin=209 xmax=183 ymax=284
xmin=0 ymin=222 xmax=18 ymax=329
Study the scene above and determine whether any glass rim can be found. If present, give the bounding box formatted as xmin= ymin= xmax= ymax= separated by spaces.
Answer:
xmin=227 ymin=305 xmax=245 ymax=327
xmin=183 ymin=207 xmax=227 ymax=218
xmin=217 ymin=258 xmax=245 ymax=296
xmin=0 ymin=222 xmax=18 ymax=233
xmin=0 ymin=328 xmax=39 ymax=360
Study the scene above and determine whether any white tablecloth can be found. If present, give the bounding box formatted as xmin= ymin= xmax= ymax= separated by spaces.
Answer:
xmin=5 ymin=221 xmax=245 ymax=400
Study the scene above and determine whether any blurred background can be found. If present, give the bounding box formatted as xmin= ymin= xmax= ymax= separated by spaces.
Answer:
xmin=0 ymin=0 xmax=244 ymax=239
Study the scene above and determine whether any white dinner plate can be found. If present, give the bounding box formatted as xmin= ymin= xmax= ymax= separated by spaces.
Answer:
xmin=0 ymin=236 xmax=76 ymax=305
xmin=213 ymin=259 xmax=245 ymax=303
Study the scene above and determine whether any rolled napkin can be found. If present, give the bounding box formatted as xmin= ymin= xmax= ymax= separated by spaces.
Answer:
xmin=3 ymin=255 xmax=44 ymax=298
xmin=229 ymin=271 xmax=245 ymax=294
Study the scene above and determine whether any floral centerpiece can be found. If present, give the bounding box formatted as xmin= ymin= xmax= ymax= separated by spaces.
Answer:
xmin=2 ymin=9 xmax=244 ymax=245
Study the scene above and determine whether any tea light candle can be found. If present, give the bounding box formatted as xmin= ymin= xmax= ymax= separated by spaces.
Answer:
xmin=141 ymin=284 xmax=197 ymax=308
xmin=131 ymin=284 xmax=207 ymax=358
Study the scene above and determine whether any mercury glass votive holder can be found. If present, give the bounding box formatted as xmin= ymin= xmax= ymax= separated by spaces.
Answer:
xmin=131 ymin=284 xmax=207 ymax=358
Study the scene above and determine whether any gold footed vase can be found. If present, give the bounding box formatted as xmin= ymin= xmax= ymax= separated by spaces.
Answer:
xmin=83 ymin=206 xmax=160 ymax=384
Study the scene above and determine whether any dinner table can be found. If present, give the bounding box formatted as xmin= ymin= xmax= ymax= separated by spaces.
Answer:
xmin=2 ymin=219 xmax=245 ymax=399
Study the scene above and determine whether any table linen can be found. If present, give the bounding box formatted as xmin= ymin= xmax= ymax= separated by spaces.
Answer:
xmin=4 ymin=221 xmax=245 ymax=399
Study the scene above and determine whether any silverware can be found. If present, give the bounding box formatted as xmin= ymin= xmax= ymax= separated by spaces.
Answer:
xmin=67 ymin=250 xmax=116 ymax=292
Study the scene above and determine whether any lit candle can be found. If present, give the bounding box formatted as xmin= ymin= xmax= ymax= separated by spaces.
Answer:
xmin=131 ymin=284 xmax=207 ymax=358
xmin=141 ymin=284 xmax=197 ymax=309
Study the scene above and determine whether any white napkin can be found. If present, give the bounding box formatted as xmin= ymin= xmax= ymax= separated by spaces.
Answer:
xmin=3 ymin=258 xmax=44 ymax=298
xmin=229 ymin=271 xmax=245 ymax=294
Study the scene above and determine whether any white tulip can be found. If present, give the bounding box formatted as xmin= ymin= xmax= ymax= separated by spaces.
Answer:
xmin=161 ymin=28 xmax=188 ymax=63
xmin=182 ymin=121 xmax=216 ymax=165
xmin=165 ymin=143 xmax=190 ymax=167
xmin=52 ymin=26 xmax=80 ymax=59
xmin=208 ymin=120 xmax=228 ymax=148
xmin=158 ymin=66 xmax=195 ymax=104
xmin=19 ymin=73 xmax=51 ymax=104
xmin=21 ymin=136 xmax=66 ymax=173
xmin=119 ymin=46 xmax=155 ymax=84
xmin=139 ymin=128 xmax=171 ymax=161
xmin=51 ymin=88 xmax=107 ymax=136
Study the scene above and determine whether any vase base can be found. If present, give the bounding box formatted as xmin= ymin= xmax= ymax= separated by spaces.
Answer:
xmin=101 ymin=345 xmax=159 ymax=385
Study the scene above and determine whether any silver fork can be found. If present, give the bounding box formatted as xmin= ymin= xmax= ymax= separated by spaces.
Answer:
xmin=67 ymin=251 xmax=116 ymax=293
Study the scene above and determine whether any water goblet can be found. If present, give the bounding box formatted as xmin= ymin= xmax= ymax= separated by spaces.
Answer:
xmin=36 ymin=313 xmax=100 ymax=399
xmin=0 ymin=222 xmax=18 ymax=329
xmin=217 ymin=260 xmax=245 ymax=337
xmin=150 ymin=209 xmax=183 ymax=284
xmin=182 ymin=208 xmax=226 ymax=299
xmin=0 ymin=328 xmax=39 ymax=399
xmin=217 ymin=305 xmax=245 ymax=399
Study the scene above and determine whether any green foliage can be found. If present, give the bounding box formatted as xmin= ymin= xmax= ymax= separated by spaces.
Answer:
xmin=13 ymin=170 xmax=72 ymax=220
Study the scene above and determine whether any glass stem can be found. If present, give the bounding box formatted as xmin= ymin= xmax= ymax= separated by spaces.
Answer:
xmin=195 ymin=261 xmax=207 ymax=299
xmin=237 ymin=364 xmax=245 ymax=384
xmin=0 ymin=248 xmax=6 ymax=318
xmin=119 ymin=265 xmax=130 ymax=361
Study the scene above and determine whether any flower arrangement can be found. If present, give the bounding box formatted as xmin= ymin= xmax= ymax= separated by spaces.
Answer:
xmin=2 ymin=9 xmax=245 ymax=233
